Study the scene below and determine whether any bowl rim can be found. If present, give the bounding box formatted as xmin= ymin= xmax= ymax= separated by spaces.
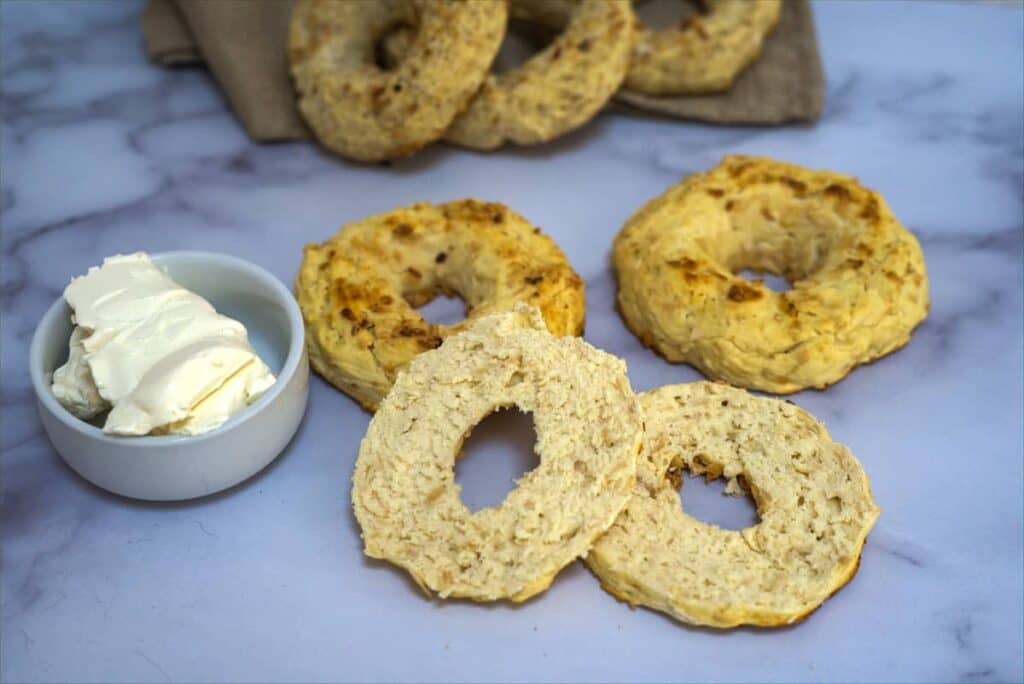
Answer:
xmin=28 ymin=250 xmax=306 ymax=447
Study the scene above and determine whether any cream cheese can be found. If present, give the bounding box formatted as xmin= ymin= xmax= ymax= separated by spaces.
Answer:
xmin=51 ymin=253 xmax=276 ymax=436
xmin=51 ymin=326 xmax=108 ymax=420
xmin=161 ymin=356 xmax=276 ymax=436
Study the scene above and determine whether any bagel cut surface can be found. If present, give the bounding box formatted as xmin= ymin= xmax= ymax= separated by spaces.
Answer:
xmin=296 ymin=200 xmax=585 ymax=410
xmin=586 ymin=382 xmax=880 ymax=628
xmin=288 ymin=0 xmax=506 ymax=161
xmin=353 ymin=306 xmax=642 ymax=602
xmin=613 ymin=155 xmax=930 ymax=394
xmin=626 ymin=0 xmax=782 ymax=95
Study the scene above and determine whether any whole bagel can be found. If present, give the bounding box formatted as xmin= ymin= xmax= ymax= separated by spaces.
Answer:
xmin=288 ymin=0 xmax=506 ymax=161
xmin=296 ymin=200 xmax=585 ymax=410
xmin=613 ymin=155 xmax=930 ymax=394
xmin=626 ymin=0 xmax=782 ymax=95
xmin=586 ymin=382 xmax=880 ymax=628
xmin=509 ymin=0 xmax=781 ymax=96
xmin=383 ymin=0 xmax=635 ymax=150
xmin=353 ymin=306 xmax=642 ymax=602
xmin=447 ymin=0 xmax=635 ymax=150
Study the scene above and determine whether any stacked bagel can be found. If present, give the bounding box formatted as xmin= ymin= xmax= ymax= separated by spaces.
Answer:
xmin=296 ymin=156 xmax=929 ymax=628
xmin=288 ymin=0 xmax=781 ymax=162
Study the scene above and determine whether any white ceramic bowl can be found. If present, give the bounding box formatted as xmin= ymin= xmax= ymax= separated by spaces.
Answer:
xmin=29 ymin=251 xmax=309 ymax=502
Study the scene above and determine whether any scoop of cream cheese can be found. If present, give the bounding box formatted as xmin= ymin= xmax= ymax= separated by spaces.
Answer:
xmin=51 ymin=326 xmax=108 ymax=420
xmin=51 ymin=252 xmax=276 ymax=436
xmin=159 ymin=355 xmax=276 ymax=436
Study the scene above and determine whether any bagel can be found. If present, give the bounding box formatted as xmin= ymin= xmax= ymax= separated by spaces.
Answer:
xmin=296 ymin=200 xmax=585 ymax=410
xmin=586 ymin=382 xmax=880 ymax=628
xmin=626 ymin=0 xmax=782 ymax=95
xmin=353 ymin=305 xmax=643 ymax=602
xmin=382 ymin=0 xmax=635 ymax=150
xmin=448 ymin=0 xmax=634 ymax=150
xmin=613 ymin=155 xmax=929 ymax=394
xmin=288 ymin=0 xmax=506 ymax=161
xmin=509 ymin=0 xmax=780 ymax=96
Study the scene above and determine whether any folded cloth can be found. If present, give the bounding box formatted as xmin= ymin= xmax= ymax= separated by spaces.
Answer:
xmin=141 ymin=0 xmax=823 ymax=142
xmin=142 ymin=0 xmax=308 ymax=140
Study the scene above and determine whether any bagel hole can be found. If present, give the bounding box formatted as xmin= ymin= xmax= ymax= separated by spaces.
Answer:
xmin=735 ymin=268 xmax=792 ymax=293
xmin=373 ymin=37 xmax=394 ymax=70
xmin=456 ymin=407 xmax=539 ymax=512
xmin=676 ymin=468 xmax=759 ymax=531
xmin=634 ymin=0 xmax=705 ymax=30
xmin=411 ymin=292 xmax=467 ymax=326
xmin=492 ymin=19 xmax=557 ymax=74
xmin=375 ymin=21 xmax=416 ymax=70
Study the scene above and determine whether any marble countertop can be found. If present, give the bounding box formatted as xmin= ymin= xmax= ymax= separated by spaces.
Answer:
xmin=2 ymin=1 xmax=1022 ymax=682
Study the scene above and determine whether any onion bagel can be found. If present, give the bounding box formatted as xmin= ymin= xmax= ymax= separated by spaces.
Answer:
xmin=626 ymin=0 xmax=782 ymax=95
xmin=353 ymin=306 xmax=642 ymax=601
xmin=613 ymin=155 xmax=930 ymax=393
xmin=586 ymin=382 xmax=880 ymax=628
xmin=289 ymin=0 xmax=506 ymax=161
xmin=296 ymin=200 xmax=585 ymax=410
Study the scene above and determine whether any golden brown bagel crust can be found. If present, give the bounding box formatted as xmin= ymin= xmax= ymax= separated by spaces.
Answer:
xmin=586 ymin=382 xmax=880 ymax=628
xmin=289 ymin=0 xmax=506 ymax=161
xmin=382 ymin=0 xmax=635 ymax=150
xmin=511 ymin=0 xmax=780 ymax=96
xmin=626 ymin=0 xmax=782 ymax=95
xmin=445 ymin=0 xmax=635 ymax=150
xmin=353 ymin=306 xmax=642 ymax=602
xmin=296 ymin=200 xmax=585 ymax=410
xmin=613 ymin=155 xmax=930 ymax=394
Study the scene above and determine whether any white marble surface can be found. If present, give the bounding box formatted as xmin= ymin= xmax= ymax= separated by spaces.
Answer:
xmin=2 ymin=1 xmax=1023 ymax=682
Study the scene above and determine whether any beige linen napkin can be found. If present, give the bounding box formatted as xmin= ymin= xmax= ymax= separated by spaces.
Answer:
xmin=142 ymin=0 xmax=308 ymax=140
xmin=141 ymin=0 xmax=823 ymax=142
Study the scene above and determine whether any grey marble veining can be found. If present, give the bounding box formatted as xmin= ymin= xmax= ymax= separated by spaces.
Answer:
xmin=2 ymin=1 xmax=1022 ymax=682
